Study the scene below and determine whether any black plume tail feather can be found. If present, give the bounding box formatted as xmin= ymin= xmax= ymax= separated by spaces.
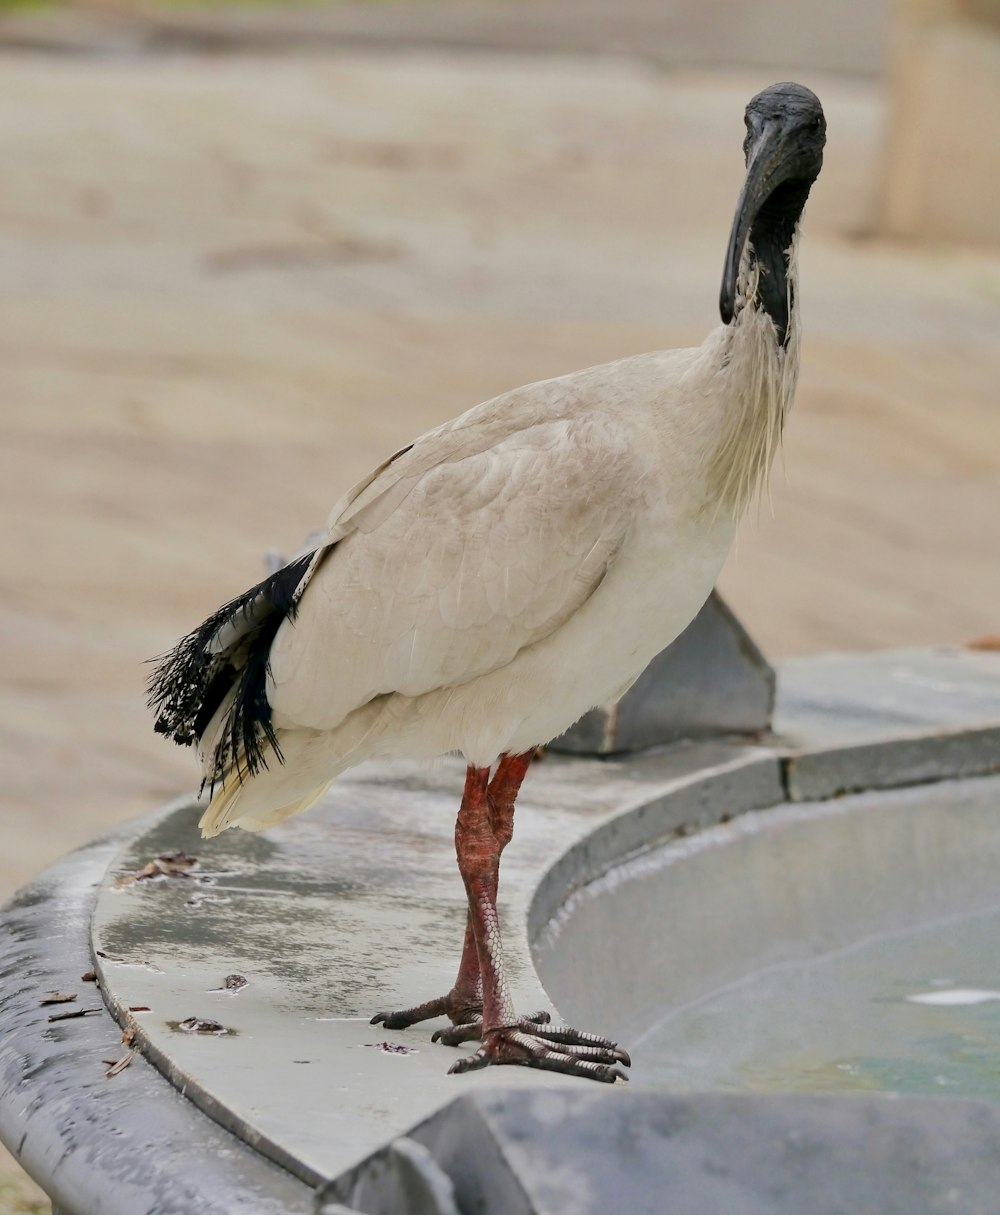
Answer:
xmin=147 ymin=552 xmax=316 ymax=789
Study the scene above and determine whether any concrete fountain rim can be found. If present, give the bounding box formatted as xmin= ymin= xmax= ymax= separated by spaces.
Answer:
xmin=2 ymin=644 xmax=1000 ymax=1212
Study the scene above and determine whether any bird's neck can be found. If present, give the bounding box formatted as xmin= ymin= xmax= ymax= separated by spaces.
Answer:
xmin=744 ymin=178 xmax=811 ymax=346
xmin=705 ymin=226 xmax=801 ymax=520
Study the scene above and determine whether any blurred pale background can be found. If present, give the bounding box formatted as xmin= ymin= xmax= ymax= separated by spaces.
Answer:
xmin=1 ymin=0 xmax=998 ymax=1206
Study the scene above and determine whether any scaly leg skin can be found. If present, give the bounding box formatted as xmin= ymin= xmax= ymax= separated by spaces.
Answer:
xmin=371 ymin=754 xmax=544 ymax=1034
xmin=370 ymin=754 xmax=628 ymax=1081
xmin=447 ymin=761 xmax=630 ymax=1084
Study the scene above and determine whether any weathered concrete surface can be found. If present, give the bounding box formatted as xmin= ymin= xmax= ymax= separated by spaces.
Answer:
xmin=88 ymin=742 xmax=778 ymax=1185
xmin=81 ymin=648 xmax=1000 ymax=1186
xmin=776 ymin=646 xmax=1000 ymax=799
xmin=0 ymin=810 xmax=315 ymax=1215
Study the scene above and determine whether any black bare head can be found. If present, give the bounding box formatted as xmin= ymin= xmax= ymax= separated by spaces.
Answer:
xmin=719 ymin=82 xmax=826 ymax=342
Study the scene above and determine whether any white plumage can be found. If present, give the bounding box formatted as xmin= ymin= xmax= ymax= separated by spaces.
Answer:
xmin=152 ymin=81 xmax=826 ymax=1081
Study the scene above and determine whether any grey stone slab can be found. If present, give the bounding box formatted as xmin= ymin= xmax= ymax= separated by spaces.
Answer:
xmin=775 ymin=647 xmax=1000 ymax=800
xmin=0 ymin=803 xmax=315 ymax=1215
xmin=784 ymin=724 xmax=1000 ymax=802
xmin=551 ymin=592 xmax=775 ymax=756
xmin=342 ymin=1088 xmax=1000 ymax=1215
xmin=320 ymin=1137 xmax=461 ymax=1215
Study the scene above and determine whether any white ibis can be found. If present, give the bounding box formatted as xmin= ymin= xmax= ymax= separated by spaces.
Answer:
xmin=151 ymin=82 xmax=826 ymax=1083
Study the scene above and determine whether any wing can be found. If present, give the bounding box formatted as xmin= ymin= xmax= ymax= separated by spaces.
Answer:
xmin=268 ymin=398 xmax=648 ymax=731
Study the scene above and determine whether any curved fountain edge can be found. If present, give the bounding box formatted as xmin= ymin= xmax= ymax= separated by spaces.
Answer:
xmin=2 ymin=646 xmax=1000 ymax=1209
xmin=0 ymin=798 xmax=316 ymax=1215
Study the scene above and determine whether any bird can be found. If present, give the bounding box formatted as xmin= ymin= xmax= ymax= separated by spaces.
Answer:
xmin=150 ymin=81 xmax=826 ymax=1084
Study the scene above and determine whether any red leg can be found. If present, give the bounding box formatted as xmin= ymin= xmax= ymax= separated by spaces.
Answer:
xmin=372 ymin=754 xmax=539 ymax=1032
xmin=373 ymin=754 xmax=628 ymax=1082
xmin=452 ymin=764 xmax=515 ymax=1028
xmin=447 ymin=758 xmax=629 ymax=1082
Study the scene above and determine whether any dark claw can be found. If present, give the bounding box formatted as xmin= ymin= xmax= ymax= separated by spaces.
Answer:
xmin=432 ymin=1009 xmax=553 ymax=1048
xmin=448 ymin=1048 xmax=490 ymax=1075
xmin=523 ymin=1010 xmax=551 ymax=1026
xmin=370 ymin=1011 xmax=412 ymax=1029
xmin=373 ymin=999 xmax=628 ymax=1084
xmin=529 ymin=1022 xmax=615 ymax=1048
xmin=522 ymin=1049 xmax=629 ymax=1084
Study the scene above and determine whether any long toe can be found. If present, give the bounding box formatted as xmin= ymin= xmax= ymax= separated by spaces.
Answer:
xmin=447 ymin=1025 xmax=630 ymax=1084
xmin=370 ymin=995 xmax=449 ymax=1030
xmin=433 ymin=1008 xmax=552 ymax=1048
xmin=370 ymin=987 xmax=489 ymax=1031
xmin=432 ymin=1018 xmax=483 ymax=1046
xmin=526 ymin=1020 xmax=631 ymax=1066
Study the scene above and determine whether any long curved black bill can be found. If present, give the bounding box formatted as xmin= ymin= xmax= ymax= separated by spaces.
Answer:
xmin=719 ymin=123 xmax=786 ymax=325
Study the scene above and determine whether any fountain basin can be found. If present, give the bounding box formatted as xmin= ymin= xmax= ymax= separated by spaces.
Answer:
xmin=534 ymin=777 xmax=1000 ymax=1101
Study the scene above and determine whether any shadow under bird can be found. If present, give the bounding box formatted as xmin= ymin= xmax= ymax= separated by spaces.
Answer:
xmin=150 ymin=82 xmax=825 ymax=1082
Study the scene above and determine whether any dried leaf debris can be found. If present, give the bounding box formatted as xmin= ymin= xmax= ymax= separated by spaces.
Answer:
xmin=178 ymin=1016 xmax=229 ymax=1035
xmin=116 ymin=850 xmax=198 ymax=889
xmin=39 ymin=992 xmax=77 ymax=1007
xmin=209 ymin=973 xmax=248 ymax=994
xmin=103 ymin=1053 xmax=134 ymax=1078
xmin=48 ymin=1007 xmax=101 ymax=1023
xmin=116 ymin=849 xmax=199 ymax=887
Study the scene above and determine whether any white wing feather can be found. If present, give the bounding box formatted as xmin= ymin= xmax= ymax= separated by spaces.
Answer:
xmin=267 ymin=383 xmax=648 ymax=733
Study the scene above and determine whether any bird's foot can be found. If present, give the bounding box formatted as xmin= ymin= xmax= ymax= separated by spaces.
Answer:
xmin=370 ymin=990 xmax=484 ymax=1031
xmin=431 ymin=1009 xmax=551 ymax=1047
xmin=447 ymin=1021 xmax=631 ymax=1084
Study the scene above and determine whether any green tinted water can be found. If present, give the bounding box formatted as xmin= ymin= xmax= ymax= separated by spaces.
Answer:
xmin=638 ymin=905 xmax=1000 ymax=1100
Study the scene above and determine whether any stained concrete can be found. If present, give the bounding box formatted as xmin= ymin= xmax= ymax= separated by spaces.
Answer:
xmin=0 ymin=812 xmax=315 ymax=1215
xmin=90 ymin=742 xmax=777 ymax=1185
